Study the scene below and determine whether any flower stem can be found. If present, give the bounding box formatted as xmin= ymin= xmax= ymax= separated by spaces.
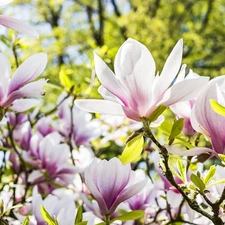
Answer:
xmin=105 ymin=214 xmax=111 ymax=225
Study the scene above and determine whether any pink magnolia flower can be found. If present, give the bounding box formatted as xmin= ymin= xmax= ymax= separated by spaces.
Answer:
xmin=0 ymin=53 xmax=47 ymax=113
xmin=0 ymin=0 xmax=39 ymax=38
xmin=76 ymin=38 xmax=209 ymax=122
xmin=190 ymin=76 xmax=225 ymax=155
xmin=84 ymin=157 xmax=147 ymax=216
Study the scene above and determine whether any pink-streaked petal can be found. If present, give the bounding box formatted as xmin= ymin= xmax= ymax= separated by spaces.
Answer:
xmin=160 ymin=77 xmax=209 ymax=106
xmin=153 ymin=39 xmax=183 ymax=99
xmin=170 ymin=101 xmax=192 ymax=118
xmin=109 ymin=179 xmax=147 ymax=214
xmin=165 ymin=145 xmax=216 ymax=156
xmin=85 ymin=167 xmax=109 ymax=215
xmin=191 ymin=83 xmax=225 ymax=154
xmin=0 ymin=0 xmax=12 ymax=6
xmin=3 ymin=79 xmax=47 ymax=107
xmin=0 ymin=15 xmax=39 ymax=38
xmin=8 ymin=53 xmax=47 ymax=94
xmin=98 ymin=85 xmax=123 ymax=104
xmin=114 ymin=38 xmax=156 ymax=116
xmin=75 ymin=99 xmax=140 ymax=121
xmin=94 ymin=53 xmax=128 ymax=106
xmin=3 ymin=79 xmax=46 ymax=107
xmin=10 ymin=99 xmax=40 ymax=112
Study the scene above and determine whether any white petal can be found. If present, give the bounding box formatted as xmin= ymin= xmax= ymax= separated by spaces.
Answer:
xmin=165 ymin=145 xmax=216 ymax=156
xmin=160 ymin=77 xmax=209 ymax=106
xmin=10 ymin=99 xmax=40 ymax=112
xmin=75 ymin=99 xmax=140 ymax=121
xmin=0 ymin=0 xmax=12 ymax=6
xmin=0 ymin=15 xmax=39 ymax=38
xmin=9 ymin=53 xmax=47 ymax=93
xmin=153 ymin=39 xmax=183 ymax=98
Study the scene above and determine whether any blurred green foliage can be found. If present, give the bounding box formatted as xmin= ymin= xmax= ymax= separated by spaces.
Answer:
xmin=1 ymin=0 xmax=225 ymax=105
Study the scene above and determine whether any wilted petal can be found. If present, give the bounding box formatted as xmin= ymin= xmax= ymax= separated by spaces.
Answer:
xmin=8 ymin=53 xmax=47 ymax=93
xmin=160 ymin=76 xmax=209 ymax=106
xmin=165 ymin=145 xmax=216 ymax=156
xmin=10 ymin=99 xmax=40 ymax=112
xmin=0 ymin=15 xmax=39 ymax=38
xmin=75 ymin=99 xmax=140 ymax=121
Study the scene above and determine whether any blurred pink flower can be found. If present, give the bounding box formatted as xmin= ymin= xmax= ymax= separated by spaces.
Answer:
xmin=84 ymin=157 xmax=147 ymax=216
xmin=0 ymin=0 xmax=39 ymax=38
xmin=0 ymin=53 xmax=47 ymax=113
xmin=76 ymin=38 xmax=209 ymax=122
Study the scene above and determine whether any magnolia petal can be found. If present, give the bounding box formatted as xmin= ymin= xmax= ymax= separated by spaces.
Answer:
xmin=94 ymin=53 xmax=128 ymax=106
xmin=0 ymin=15 xmax=39 ymax=38
xmin=75 ymin=99 xmax=140 ymax=121
xmin=165 ymin=144 xmax=216 ymax=156
xmin=167 ymin=190 xmax=182 ymax=208
xmin=85 ymin=167 xmax=109 ymax=215
xmin=109 ymin=179 xmax=147 ymax=215
xmin=114 ymin=38 xmax=156 ymax=115
xmin=150 ymin=115 xmax=164 ymax=128
xmin=9 ymin=53 xmax=47 ymax=93
xmin=3 ymin=79 xmax=47 ymax=107
xmin=160 ymin=77 xmax=209 ymax=106
xmin=153 ymin=39 xmax=183 ymax=98
xmin=10 ymin=99 xmax=40 ymax=112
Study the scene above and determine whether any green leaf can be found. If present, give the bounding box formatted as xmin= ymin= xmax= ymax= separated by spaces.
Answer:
xmin=120 ymin=134 xmax=144 ymax=164
xmin=210 ymin=99 xmax=225 ymax=116
xmin=169 ymin=118 xmax=184 ymax=143
xmin=149 ymin=104 xmax=167 ymax=124
xmin=110 ymin=210 xmax=145 ymax=223
xmin=76 ymin=222 xmax=88 ymax=225
xmin=40 ymin=205 xmax=56 ymax=225
xmin=75 ymin=206 xmax=83 ymax=224
xmin=190 ymin=174 xmax=205 ymax=192
xmin=204 ymin=165 xmax=216 ymax=185
xmin=177 ymin=158 xmax=186 ymax=182
xmin=22 ymin=217 xmax=30 ymax=225
xmin=95 ymin=223 xmax=105 ymax=225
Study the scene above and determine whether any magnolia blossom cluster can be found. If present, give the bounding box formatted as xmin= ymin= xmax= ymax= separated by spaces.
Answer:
xmin=0 ymin=2 xmax=225 ymax=224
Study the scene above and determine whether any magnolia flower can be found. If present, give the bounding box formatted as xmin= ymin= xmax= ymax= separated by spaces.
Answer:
xmin=84 ymin=157 xmax=147 ymax=216
xmin=165 ymin=77 xmax=225 ymax=157
xmin=190 ymin=76 xmax=225 ymax=155
xmin=76 ymin=38 xmax=209 ymax=122
xmin=0 ymin=0 xmax=39 ymax=38
xmin=23 ymin=132 xmax=76 ymax=194
xmin=0 ymin=53 xmax=47 ymax=113
xmin=57 ymin=93 xmax=101 ymax=146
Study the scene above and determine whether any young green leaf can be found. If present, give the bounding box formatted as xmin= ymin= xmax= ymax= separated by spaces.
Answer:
xmin=110 ymin=210 xmax=144 ymax=223
xmin=204 ymin=165 xmax=216 ymax=185
xmin=210 ymin=99 xmax=225 ymax=116
xmin=22 ymin=217 xmax=30 ymax=225
xmin=76 ymin=222 xmax=88 ymax=225
xmin=177 ymin=158 xmax=186 ymax=182
xmin=120 ymin=134 xmax=144 ymax=164
xmin=149 ymin=104 xmax=167 ymax=124
xmin=40 ymin=205 xmax=56 ymax=225
xmin=75 ymin=206 xmax=83 ymax=224
xmin=169 ymin=165 xmax=183 ymax=181
xmin=190 ymin=174 xmax=205 ymax=192
xmin=169 ymin=118 xmax=184 ymax=143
